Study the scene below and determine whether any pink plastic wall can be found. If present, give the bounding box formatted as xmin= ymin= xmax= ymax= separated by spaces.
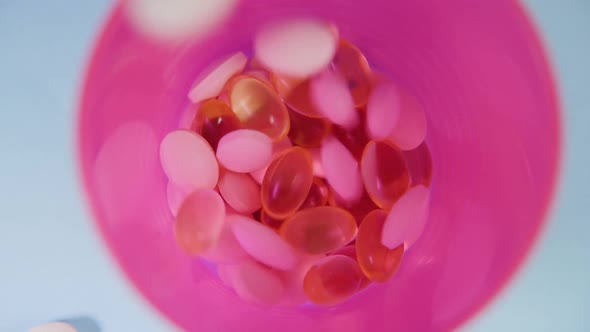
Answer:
xmin=78 ymin=0 xmax=561 ymax=331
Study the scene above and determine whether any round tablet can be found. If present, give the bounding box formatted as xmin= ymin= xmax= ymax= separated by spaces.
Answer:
xmin=160 ymin=130 xmax=219 ymax=190
xmin=366 ymin=81 xmax=401 ymax=140
xmin=321 ymin=136 xmax=363 ymax=203
xmin=254 ymin=18 xmax=338 ymax=77
xmin=311 ymin=70 xmax=358 ymax=129
xmin=228 ymin=261 xmax=286 ymax=305
xmin=389 ymin=87 xmax=427 ymax=150
xmin=216 ymin=129 xmax=273 ymax=173
xmin=188 ymin=52 xmax=247 ymax=103
xmin=218 ymin=170 xmax=261 ymax=214
xmin=381 ymin=185 xmax=431 ymax=249
xmin=230 ymin=214 xmax=298 ymax=270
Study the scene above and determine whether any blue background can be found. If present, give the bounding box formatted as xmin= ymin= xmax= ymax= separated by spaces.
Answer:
xmin=0 ymin=0 xmax=588 ymax=331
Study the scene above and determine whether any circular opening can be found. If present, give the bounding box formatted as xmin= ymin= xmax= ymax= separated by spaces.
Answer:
xmin=78 ymin=1 xmax=561 ymax=331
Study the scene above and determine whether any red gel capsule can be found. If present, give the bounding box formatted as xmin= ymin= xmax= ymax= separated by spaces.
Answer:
xmin=271 ymin=74 xmax=323 ymax=118
xmin=229 ymin=75 xmax=290 ymax=141
xmin=287 ymin=108 xmax=332 ymax=148
xmin=280 ymin=206 xmax=357 ymax=255
xmin=262 ymin=147 xmax=314 ymax=219
xmin=300 ymin=177 xmax=330 ymax=209
xmin=332 ymin=114 xmax=369 ymax=160
xmin=332 ymin=39 xmax=373 ymax=108
xmin=303 ymin=255 xmax=364 ymax=305
xmin=356 ymin=210 xmax=405 ymax=282
xmin=361 ymin=140 xmax=410 ymax=210
xmin=402 ymin=141 xmax=433 ymax=186
xmin=329 ymin=189 xmax=379 ymax=225
xmin=191 ymin=99 xmax=242 ymax=150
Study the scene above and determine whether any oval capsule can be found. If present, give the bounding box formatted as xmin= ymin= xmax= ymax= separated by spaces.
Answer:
xmin=229 ymin=75 xmax=290 ymax=140
xmin=300 ymin=177 xmax=330 ymax=209
xmin=262 ymin=147 xmax=314 ymax=219
xmin=280 ymin=206 xmax=357 ymax=255
xmin=191 ymin=99 xmax=242 ymax=150
xmin=360 ymin=140 xmax=410 ymax=209
xmin=303 ymin=255 xmax=364 ymax=305
xmin=332 ymin=39 xmax=373 ymax=107
xmin=356 ymin=210 xmax=405 ymax=282
xmin=287 ymin=108 xmax=332 ymax=148
xmin=174 ymin=189 xmax=225 ymax=255
xmin=403 ymin=142 xmax=433 ymax=186
xmin=272 ymin=74 xmax=322 ymax=118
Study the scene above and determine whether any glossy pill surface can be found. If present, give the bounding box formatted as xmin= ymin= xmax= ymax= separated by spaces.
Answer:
xmin=281 ymin=206 xmax=357 ymax=255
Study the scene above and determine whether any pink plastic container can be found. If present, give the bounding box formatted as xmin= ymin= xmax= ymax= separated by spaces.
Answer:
xmin=78 ymin=1 xmax=561 ymax=331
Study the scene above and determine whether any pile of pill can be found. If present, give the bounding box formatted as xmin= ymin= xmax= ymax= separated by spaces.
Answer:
xmin=160 ymin=18 xmax=432 ymax=306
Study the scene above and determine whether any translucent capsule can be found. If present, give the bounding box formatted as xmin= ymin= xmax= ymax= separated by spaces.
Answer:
xmin=229 ymin=214 xmax=298 ymax=270
xmin=260 ymin=209 xmax=284 ymax=229
xmin=403 ymin=142 xmax=433 ymax=186
xmin=250 ymin=137 xmax=293 ymax=184
xmin=261 ymin=147 xmax=314 ymax=219
xmin=303 ymin=255 xmax=363 ymax=305
xmin=278 ymin=254 xmax=324 ymax=306
xmin=216 ymin=129 xmax=273 ymax=173
xmin=329 ymin=189 xmax=378 ymax=225
xmin=332 ymin=39 xmax=373 ymax=107
xmin=218 ymin=170 xmax=261 ymax=214
xmin=382 ymin=185 xmax=431 ymax=250
xmin=330 ymin=245 xmax=372 ymax=290
xmin=174 ymin=189 xmax=226 ymax=255
xmin=300 ymin=177 xmax=330 ymax=209
xmin=229 ymin=75 xmax=290 ymax=140
xmin=188 ymin=52 xmax=248 ymax=103
xmin=356 ymin=210 xmax=405 ymax=282
xmin=287 ymin=108 xmax=332 ymax=148
xmin=160 ymin=130 xmax=219 ymax=190
xmin=191 ymin=99 xmax=242 ymax=150
xmin=272 ymin=74 xmax=322 ymax=118
xmin=280 ymin=206 xmax=357 ymax=255
xmin=321 ymin=136 xmax=363 ymax=203
xmin=360 ymin=140 xmax=410 ymax=209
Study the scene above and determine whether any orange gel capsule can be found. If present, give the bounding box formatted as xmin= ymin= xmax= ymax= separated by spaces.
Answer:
xmin=229 ymin=75 xmax=290 ymax=140
xmin=287 ymin=108 xmax=332 ymax=148
xmin=191 ymin=99 xmax=241 ymax=150
xmin=281 ymin=206 xmax=357 ymax=255
xmin=402 ymin=141 xmax=433 ymax=186
xmin=361 ymin=140 xmax=410 ymax=209
xmin=300 ymin=177 xmax=330 ymax=209
xmin=303 ymin=255 xmax=364 ymax=305
xmin=329 ymin=189 xmax=378 ymax=225
xmin=330 ymin=245 xmax=372 ymax=289
xmin=262 ymin=147 xmax=314 ymax=219
xmin=356 ymin=210 xmax=405 ymax=282
xmin=271 ymin=74 xmax=322 ymax=118
xmin=332 ymin=39 xmax=373 ymax=107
